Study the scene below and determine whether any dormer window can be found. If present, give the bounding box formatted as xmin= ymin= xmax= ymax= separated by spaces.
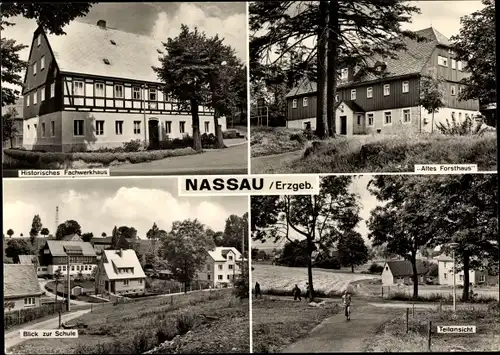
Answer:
xmin=110 ymin=40 xmax=116 ymax=45
xmin=103 ymin=58 xmax=110 ymax=65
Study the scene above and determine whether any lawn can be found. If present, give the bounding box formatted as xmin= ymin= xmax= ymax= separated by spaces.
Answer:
xmin=364 ymin=303 xmax=500 ymax=352
xmin=250 ymin=126 xmax=307 ymax=157
xmin=252 ymin=264 xmax=379 ymax=296
xmin=252 ymin=297 xmax=342 ymax=353
xmin=8 ymin=289 xmax=249 ymax=354
xmin=252 ymin=131 xmax=497 ymax=173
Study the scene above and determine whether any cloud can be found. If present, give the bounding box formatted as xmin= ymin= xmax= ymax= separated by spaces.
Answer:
xmin=3 ymin=201 xmax=43 ymax=237
xmin=150 ymin=3 xmax=247 ymax=62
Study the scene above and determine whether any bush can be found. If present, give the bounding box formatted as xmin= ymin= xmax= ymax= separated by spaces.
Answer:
xmin=233 ymin=272 xmax=249 ymax=299
xmin=436 ymin=116 xmax=475 ymax=136
xmin=314 ymin=257 xmax=341 ymax=269
xmin=176 ymin=310 xmax=196 ymax=334
xmin=201 ymin=133 xmax=217 ymax=148
xmin=369 ymin=263 xmax=384 ymax=274
xmin=289 ymin=132 xmax=306 ymax=144
xmin=123 ymin=139 xmax=142 ymax=152
xmin=303 ymin=127 xmax=316 ymax=140
xmin=4 ymin=301 xmax=67 ymax=329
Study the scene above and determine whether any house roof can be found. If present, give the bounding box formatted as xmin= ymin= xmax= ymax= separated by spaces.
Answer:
xmin=44 ymin=20 xmax=162 ymax=83
xmin=45 ymin=240 xmax=96 ymax=257
xmin=18 ymin=254 xmax=37 ymax=264
xmin=340 ymin=100 xmax=365 ymax=113
xmin=4 ymin=264 xmax=43 ymax=298
xmin=92 ymin=237 xmax=114 ymax=245
xmin=102 ymin=249 xmax=146 ymax=280
xmin=286 ymin=27 xmax=449 ymax=98
xmin=208 ymin=247 xmax=242 ymax=262
xmin=436 ymin=253 xmax=454 ymax=262
xmin=385 ymin=260 xmax=427 ymax=277
xmin=61 ymin=234 xmax=83 ymax=241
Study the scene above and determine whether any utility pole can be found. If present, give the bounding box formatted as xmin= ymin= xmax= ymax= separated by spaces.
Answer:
xmin=242 ymin=231 xmax=245 ymax=277
xmin=66 ymin=254 xmax=71 ymax=312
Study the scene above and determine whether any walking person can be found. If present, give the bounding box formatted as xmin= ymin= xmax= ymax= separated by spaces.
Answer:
xmin=255 ymin=282 xmax=262 ymax=298
xmin=342 ymin=290 xmax=352 ymax=321
xmin=292 ymin=284 xmax=302 ymax=301
xmin=305 ymin=282 xmax=310 ymax=300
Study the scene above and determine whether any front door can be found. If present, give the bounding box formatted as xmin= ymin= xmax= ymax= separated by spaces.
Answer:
xmin=111 ymin=281 xmax=116 ymax=293
xmin=148 ymin=120 xmax=159 ymax=149
xmin=340 ymin=116 xmax=347 ymax=135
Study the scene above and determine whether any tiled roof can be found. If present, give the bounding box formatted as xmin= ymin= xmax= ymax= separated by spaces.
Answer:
xmin=18 ymin=254 xmax=37 ymax=264
xmin=208 ymin=247 xmax=242 ymax=262
xmin=386 ymin=260 xmax=427 ymax=277
xmin=4 ymin=264 xmax=43 ymax=298
xmin=102 ymin=249 xmax=146 ymax=280
xmin=342 ymin=100 xmax=365 ymax=113
xmin=92 ymin=237 xmax=113 ymax=245
xmin=45 ymin=240 xmax=96 ymax=257
xmin=61 ymin=234 xmax=83 ymax=241
xmin=45 ymin=20 xmax=162 ymax=83
xmin=286 ymin=27 xmax=449 ymax=98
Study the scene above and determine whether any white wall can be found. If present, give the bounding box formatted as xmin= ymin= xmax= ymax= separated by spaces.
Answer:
xmin=381 ymin=263 xmax=395 ymax=285
xmin=438 ymin=260 xmax=476 ymax=286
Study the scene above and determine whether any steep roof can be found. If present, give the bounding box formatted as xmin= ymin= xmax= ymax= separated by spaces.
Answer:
xmin=4 ymin=264 xmax=43 ymax=298
xmin=45 ymin=240 xmax=96 ymax=257
xmin=286 ymin=27 xmax=449 ymax=98
xmin=385 ymin=260 xmax=427 ymax=277
xmin=44 ymin=20 xmax=162 ymax=83
xmin=102 ymin=249 xmax=146 ymax=280
xmin=342 ymin=100 xmax=365 ymax=113
xmin=207 ymin=247 xmax=242 ymax=262
xmin=18 ymin=254 xmax=37 ymax=264
xmin=61 ymin=234 xmax=83 ymax=241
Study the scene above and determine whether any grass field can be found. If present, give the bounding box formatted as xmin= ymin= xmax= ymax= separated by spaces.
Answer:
xmin=364 ymin=303 xmax=500 ymax=352
xmin=8 ymin=289 xmax=249 ymax=354
xmin=252 ymin=130 xmax=497 ymax=173
xmin=252 ymin=297 xmax=342 ymax=353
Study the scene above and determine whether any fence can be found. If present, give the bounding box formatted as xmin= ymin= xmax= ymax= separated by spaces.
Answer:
xmin=4 ymin=301 xmax=67 ymax=330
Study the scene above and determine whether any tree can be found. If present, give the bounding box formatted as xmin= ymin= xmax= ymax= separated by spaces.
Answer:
xmin=251 ymin=248 xmax=259 ymax=260
xmin=162 ymin=219 xmax=215 ymax=293
xmin=337 ymin=231 xmax=369 ymax=273
xmin=146 ymin=222 xmax=160 ymax=263
xmin=222 ymin=213 xmax=249 ymax=253
xmin=206 ymin=227 xmax=224 ymax=246
xmin=7 ymin=229 xmax=14 ymax=238
xmin=419 ymin=75 xmax=445 ymax=133
xmin=53 ymin=269 xmax=63 ymax=307
xmin=55 ymin=220 xmax=82 ymax=240
xmin=2 ymin=107 xmax=19 ymax=147
xmin=279 ymin=239 xmax=312 ymax=267
xmin=81 ymin=232 xmax=93 ymax=243
xmin=451 ymin=0 xmax=496 ymax=105
xmin=154 ymin=25 xmax=243 ymax=152
xmin=0 ymin=39 xmax=28 ymax=107
xmin=250 ymin=1 xmax=422 ymax=137
xmin=40 ymin=228 xmax=49 ymax=238
xmin=4 ymin=301 xmax=15 ymax=313
xmin=5 ymin=238 xmax=32 ymax=263
xmin=252 ymin=176 xmax=360 ymax=301
xmin=30 ymin=214 xmax=42 ymax=236
xmin=111 ymin=226 xmax=119 ymax=249
xmin=101 ymin=232 xmax=107 ymax=237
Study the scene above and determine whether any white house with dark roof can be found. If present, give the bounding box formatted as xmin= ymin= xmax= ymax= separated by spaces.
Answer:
xmin=21 ymin=19 xmax=226 ymax=152
xmin=4 ymin=264 xmax=44 ymax=311
xmin=437 ymin=254 xmax=498 ymax=286
xmin=197 ymin=247 xmax=244 ymax=287
xmin=97 ymin=249 xmax=146 ymax=295
xmin=285 ymin=27 xmax=479 ymax=135
xmin=39 ymin=240 xmax=97 ymax=276
xmin=381 ymin=260 xmax=427 ymax=285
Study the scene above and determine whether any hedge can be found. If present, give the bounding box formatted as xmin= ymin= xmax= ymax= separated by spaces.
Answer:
xmin=4 ymin=301 xmax=67 ymax=330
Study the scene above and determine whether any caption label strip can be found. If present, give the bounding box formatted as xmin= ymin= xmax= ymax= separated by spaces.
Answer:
xmin=20 ymin=329 xmax=79 ymax=338
xmin=436 ymin=325 xmax=476 ymax=334
xmin=18 ymin=169 xmax=110 ymax=178
xmin=178 ymin=175 xmax=320 ymax=196
xmin=415 ymin=164 xmax=478 ymax=174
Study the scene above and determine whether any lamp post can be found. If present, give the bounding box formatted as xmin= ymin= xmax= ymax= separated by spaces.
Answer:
xmin=448 ymin=242 xmax=459 ymax=312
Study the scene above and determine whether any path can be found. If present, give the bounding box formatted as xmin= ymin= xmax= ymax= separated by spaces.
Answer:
xmin=4 ymin=309 xmax=91 ymax=351
xmin=281 ymin=302 xmax=401 ymax=353
xmin=39 ymin=280 xmax=91 ymax=306
xmin=111 ymin=143 xmax=248 ymax=175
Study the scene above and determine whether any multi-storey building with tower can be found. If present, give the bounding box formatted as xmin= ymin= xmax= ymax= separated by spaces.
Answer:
xmin=285 ymin=27 xmax=480 ymax=136
xmin=22 ymin=20 xmax=226 ymax=152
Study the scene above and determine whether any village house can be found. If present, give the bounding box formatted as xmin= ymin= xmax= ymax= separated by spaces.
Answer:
xmin=38 ymin=240 xmax=98 ymax=277
xmin=91 ymin=236 xmax=114 ymax=253
xmin=437 ymin=254 xmax=498 ymax=286
xmin=285 ymin=27 xmax=479 ymax=135
xmin=197 ymin=247 xmax=244 ymax=287
xmin=4 ymin=264 xmax=44 ymax=312
xmin=381 ymin=260 xmax=427 ymax=285
xmin=97 ymin=249 xmax=146 ymax=296
xmin=21 ymin=20 xmax=226 ymax=152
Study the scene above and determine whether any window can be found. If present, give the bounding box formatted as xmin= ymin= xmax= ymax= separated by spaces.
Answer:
xmin=71 ymin=265 xmax=75 ymax=271
xmin=351 ymin=89 xmax=356 ymax=100
xmin=218 ymin=265 xmax=223 ymax=270
xmin=227 ymin=275 xmax=230 ymax=280
xmin=479 ymin=275 xmax=486 ymax=283
xmin=133 ymin=87 xmax=141 ymax=100
xmin=458 ymin=86 xmax=463 ymax=95
xmin=335 ymin=95 xmax=339 ymax=102
xmin=33 ymin=92 xmax=37 ymax=105
xmin=63 ymin=266 xmax=66 ymax=271
xmin=33 ymin=62 xmax=37 ymax=76
xmin=26 ymin=94 xmax=30 ymax=106
xmin=40 ymin=87 xmax=45 ymax=101
xmin=340 ymin=68 xmax=348 ymax=80
xmin=444 ymin=273 xmax=448 ymax=279
xmin=41 ymin=56 xmax=45 ymax=70
xmin=459 ymin=112 xmax=462 ymax=120
xmin=451 ymin=59 xmax=456 ymax=69
xmin=438 ymin=55 xmax=448 ymax=67
xmin=457 ymin=61 xmax=463 ymax=71
xmin=402 ymin=109 xmax=411 ymax=123
xmin=367 ymin=113 xmax=374 ymax=126
xmin=124 ymin=280 xmax=129 ymax=286
xmin=24 ymin=297 xmax=36 ymax=306
xmin=366 ymin=87 xmax=373 ymax=98
xmin=115 ymin=120 xmax=123 ymax=135
xmin=50 ymin=83 xmax=55 ymax=98
xmin=95 ymin=83 xmax=105 ymax=97
xmin=451 ymin=85 xmax=456 ymax=96
xmin=73 ymin=81 xmax=84 ymax=95
xmin=37 ymin=35 xmax=41 ymax=46
xmin=459 ymin=275 xmax=464 ymax=281
xmin=292 ymin=99 xmax=297 ymax=108
xmin=114 ymin=84 xmax=124 ymax=98
xmin=96 ymin=120 xmax=104 ymax=136
xmin=50 ymin=121 xmax=55 ymax=137
xmin=228 ymin=255 xmax=233 ymax=260
xmin=139 ymin=279 xmax=143 ymax=284
xmin=218 ymin=275 xmax=223 ymax=280
xmin=208 ymin=274 xmax=211 ymax=280
xmin=179 ymin=121 xmax=185 ymax=133
xmin=451 ymin=112 xmax=456 ymax=119
xmin=134 ymin=121 xmax=141 ymax=134
xmin=303 ymin=97 xmax=308 ymax=107
xmin=229 ymin=264 xmax=234 ymax=270
xmin=384 ymin=111 xmax=392 ymax=125
xmin=357 ymin=115 xmax=361 ymax=125
xmin=149 ymin=88 xmax=157 ymax=101
xmin=383 ymin=84 xmax=390 ymax=96
xmin=41 ymin=122 xmax=46 ymax=137
xmin=402 ymin=81 xmax=409 ymax=93
xmin=204 ymin=121 xmax=209 ymax=133
xmin=165 ymin=121 xmax=172 ymax=134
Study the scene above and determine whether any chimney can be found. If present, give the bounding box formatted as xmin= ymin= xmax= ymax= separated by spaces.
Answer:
xmin=97 ymin=20 xmax=106 ymax=29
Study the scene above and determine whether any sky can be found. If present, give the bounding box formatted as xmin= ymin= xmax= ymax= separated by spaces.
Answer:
xmin=253 ymin=175 xmax=379 ymax=250
xmin=1 ymin=2 xmax=247 ymax=90
xmin=3 ymin=178 xmax=248 ymax=238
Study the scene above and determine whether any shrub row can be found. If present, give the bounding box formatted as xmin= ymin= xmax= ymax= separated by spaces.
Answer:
xmin=387 ymin=291 xmax=498 ymax=303
xmin=4 ymin=301 xmax=67 ymax=330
